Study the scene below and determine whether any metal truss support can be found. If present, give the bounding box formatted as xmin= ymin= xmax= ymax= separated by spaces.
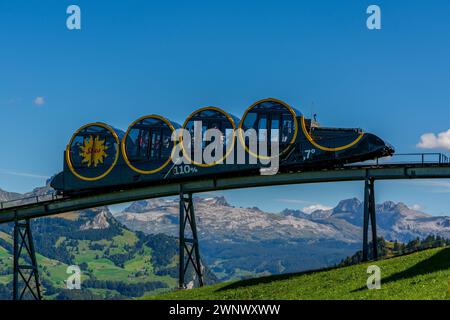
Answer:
xmin=362 ymin=177 xmax=378 ymax=262
xmin=179 ymin=192 xmax=204 ymax=289
xmin=13 ymin=218 xmax=42 ymax=300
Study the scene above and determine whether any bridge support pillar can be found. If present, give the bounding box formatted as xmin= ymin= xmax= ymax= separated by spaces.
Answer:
xmin=179 ymin=192 xmax=204 ymax=289
xmin=13 ymin=218 xmax=42 ymax=300
xmin=362 ymin=177 xmax=378 ymax=262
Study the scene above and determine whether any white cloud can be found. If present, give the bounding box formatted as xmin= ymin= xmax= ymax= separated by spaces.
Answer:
xmin=33 ymin=96 xmax=45 ymax=106
xmin=277 ymin=198 xmax=333 ymax=213
xmin=302 ymin=204 xmax=333 ymax=214
xmin=417 ymin=129 xmax=450 ymax=150
xmin=409 ymin=204 xmax=424 ymax=211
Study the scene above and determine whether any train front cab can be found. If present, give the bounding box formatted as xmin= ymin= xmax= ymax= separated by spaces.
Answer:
xmin=238 ymin=98 xmax=388 ymax=167
xmin=298 ymin=110 xmax=393 ymax=165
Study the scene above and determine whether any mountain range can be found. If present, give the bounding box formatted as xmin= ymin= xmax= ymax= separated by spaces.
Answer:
xmin=114 ymin=195 xmax=450 ymax=279
xmin=0 ymin=186 xmax=215 ymax=299
xmin=1 ymin=185 xmax=450 ymax=293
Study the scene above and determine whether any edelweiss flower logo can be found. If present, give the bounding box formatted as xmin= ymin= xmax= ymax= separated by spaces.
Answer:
xmin=79 ymin=135 xmax=108 ymax=167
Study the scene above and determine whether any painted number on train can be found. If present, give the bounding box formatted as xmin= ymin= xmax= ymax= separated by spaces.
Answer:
xmin=303 ymin=149 xmax=316 ymax=160
xmin=173 ymin=165 xmax=198 ymax=176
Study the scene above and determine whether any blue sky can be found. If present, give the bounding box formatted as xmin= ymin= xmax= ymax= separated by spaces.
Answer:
xmin=1 ymin=1 xmax=450 ymax=215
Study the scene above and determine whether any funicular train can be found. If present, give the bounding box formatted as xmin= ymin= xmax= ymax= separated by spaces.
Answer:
xmin=51 ymin=98 xmax=394 ymax=194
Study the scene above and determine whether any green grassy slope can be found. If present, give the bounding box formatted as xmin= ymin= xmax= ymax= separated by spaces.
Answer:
xmin=0 ymin=215 xmax=180 ymax=299
xmin=0 ymin=233 xmax=177 ymax=299
xmin=148 ymin=247 xmax=450 ymax=300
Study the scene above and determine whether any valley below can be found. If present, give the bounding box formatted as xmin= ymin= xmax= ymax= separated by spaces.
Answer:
xmin=1 ymin=185 xmax=450 ymax=299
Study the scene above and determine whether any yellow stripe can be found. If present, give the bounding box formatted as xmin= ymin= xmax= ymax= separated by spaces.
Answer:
xmin=300 ymin=116 xmax=364 ymax=152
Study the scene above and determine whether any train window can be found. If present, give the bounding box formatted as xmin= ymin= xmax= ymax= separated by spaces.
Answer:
xmin=243 ymin=112 xmax=257 ymax=130
xmin=138 ymin=130 xmax=150 ymax=159
xmin=123 ymin=116 xmax=176 ymax=174
xmin=161 ymin=135 xmax=171 ymax=158
xmin=202 ymin=124 xmax=208 ymax=149
xmin=239 ymin=99 xmax=300 ymax=158
xmin=128 ymin=127 xmax=171 ymax=161
xmin=257 ymin=114 xmax=267 ymax=142
xmin=282 ymin=114 xmax=293 ymax=143
xmin=182 ymin=107 xmax=236 ymax=166
xmin=271 ymin=117 xmax=280 ymax=142
xmin=185 ymin=119 xmax=226 ymax=150
xmin=151 ymin=131 xmax=162 ymax=159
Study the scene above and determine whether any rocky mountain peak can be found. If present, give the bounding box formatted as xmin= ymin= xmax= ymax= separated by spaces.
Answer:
xmin=125 ymin=200 xmax=152 ymax=213
xmin=24 ymin=185 xmax=54 ymax=198
xmin=280 ymin=208 xmax=309 ymax=219
xmin=333 ymin=198 xmax=361 ymax=213
xmin=0 ymin=188 xmax=22 ymax=202
xmin=79 ymin=207 xmax=113 ymax=230
xmin=125 ymin=198 xmax=177 ymax=213
xmin=197 ymin=196 xmax=230 ymax=207
xmin=376 ymin=200 xmax=412 ymax=213
xmin=395 ymin=202 xmax=411 ymax=212
xmin=377 ymin=200 xmax=397 ymax=212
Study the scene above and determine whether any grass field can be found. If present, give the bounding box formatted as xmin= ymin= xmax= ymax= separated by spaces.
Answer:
xmin=148 ymin=247 xmax=450 ymax=300
xmin=0 ymin=226 xmax=178 ymax=299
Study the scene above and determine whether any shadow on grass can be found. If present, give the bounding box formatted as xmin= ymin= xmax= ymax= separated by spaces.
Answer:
xmin=215 ymin=248 xmax=450 ymax=294
xmin=215 ymin=265 xmax=339 ymax=293
xmin=351 ymin=247 xmax=450 ymax=292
